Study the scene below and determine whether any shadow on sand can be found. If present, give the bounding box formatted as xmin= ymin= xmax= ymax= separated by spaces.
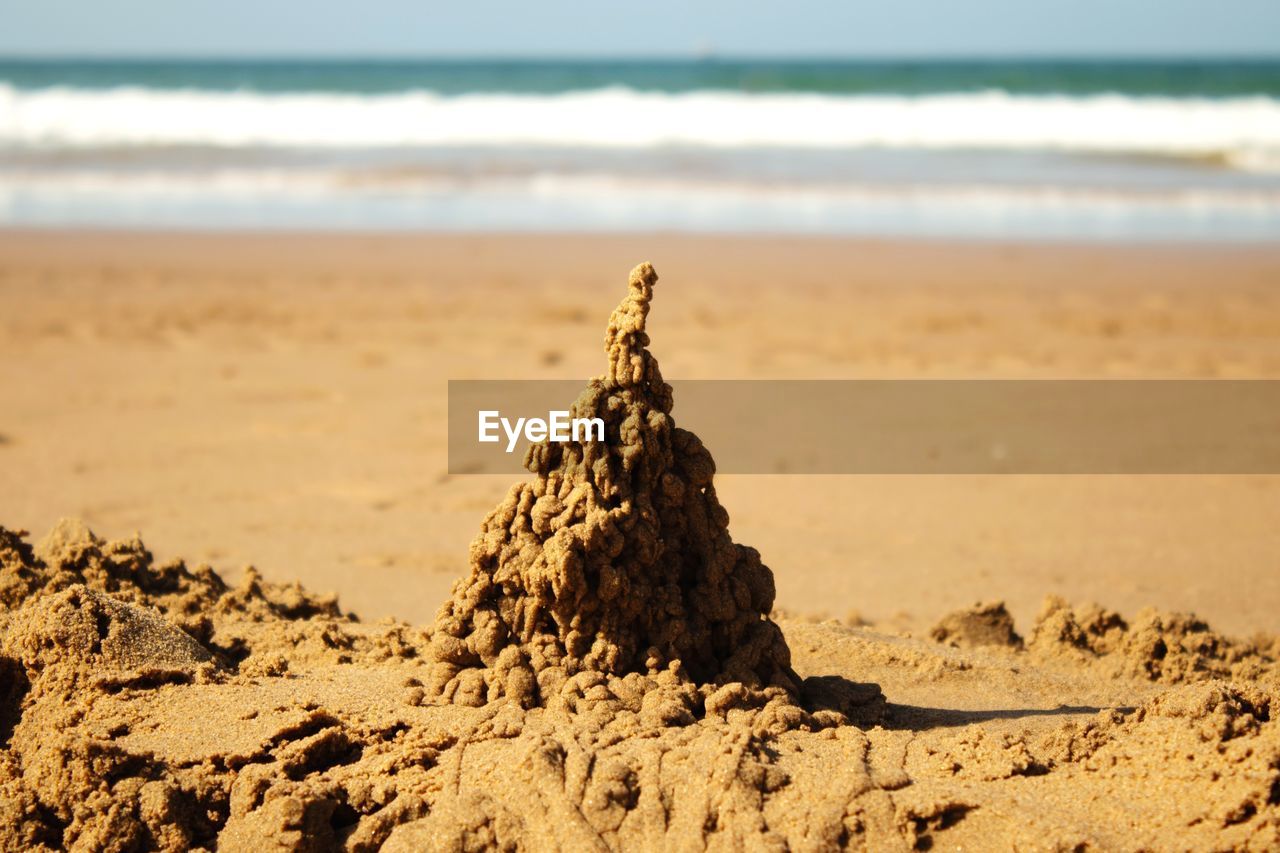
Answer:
xmin=801 ymin=673 xmax=1133 ymax=731
xmin=881 ymin=702 xmax=1134 ymax=731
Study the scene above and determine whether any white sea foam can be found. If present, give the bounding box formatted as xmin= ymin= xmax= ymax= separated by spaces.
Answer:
xmin=3 ymin=166 xmax=1278 ymax=206
xmin=2 ymin=166 xmax=1277 ymax=237
xmin=2 ymin=167 xmax=1269 ymax=239
xmin=2 ymin=84 xmax=1280 ymax=167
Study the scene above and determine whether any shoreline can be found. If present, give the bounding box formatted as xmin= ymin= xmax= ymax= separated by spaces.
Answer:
xmin=5 ymin=227 xmax=1280 ymax=280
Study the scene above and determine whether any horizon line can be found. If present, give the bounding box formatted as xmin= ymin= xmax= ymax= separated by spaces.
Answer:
xmin=2 ymin=51 xmax=1280 ymax=64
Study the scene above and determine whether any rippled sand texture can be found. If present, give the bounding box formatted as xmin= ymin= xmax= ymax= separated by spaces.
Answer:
xmin=1 ymin=519 xmax=1277 ymax=849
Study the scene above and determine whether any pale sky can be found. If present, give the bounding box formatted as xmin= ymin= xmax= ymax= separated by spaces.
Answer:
xmin=1 ymin=0 xmax=1278 ymax=58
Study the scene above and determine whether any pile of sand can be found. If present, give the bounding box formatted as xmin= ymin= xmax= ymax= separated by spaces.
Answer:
xmin=1 ymin=265 xmax=1278 ymax=850
xmin=424 ymin=264 xmax=817 ymax=726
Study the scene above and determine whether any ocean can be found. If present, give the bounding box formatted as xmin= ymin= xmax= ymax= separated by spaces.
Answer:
xmin=2 ymin=58 xmax=1279 ymax=239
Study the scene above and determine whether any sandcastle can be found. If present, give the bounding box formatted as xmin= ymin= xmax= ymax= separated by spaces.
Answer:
xmin=424 ymin=263 xmax=802 ymax=711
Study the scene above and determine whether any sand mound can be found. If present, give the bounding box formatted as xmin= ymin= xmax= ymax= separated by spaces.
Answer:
xmin=930 ymin=601 xmax=1023 ymax=649
xmin=425 ymin=264 xmax=807 ymax=723
xmin=4 ymin=585 xmax=216 ymax=683
xmin=1 ymin=264 xmax=1279 ymax=850
xmin=1028 ymin=594 xmax=1279 ymax=684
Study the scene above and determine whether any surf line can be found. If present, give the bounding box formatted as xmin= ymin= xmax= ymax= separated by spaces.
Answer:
xmin=478 ymin=410 xmax=605 ymax=453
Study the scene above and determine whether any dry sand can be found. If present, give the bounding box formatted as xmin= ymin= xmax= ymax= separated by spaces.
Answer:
xmin=1 ymin=232 xmax=1280 ymax=849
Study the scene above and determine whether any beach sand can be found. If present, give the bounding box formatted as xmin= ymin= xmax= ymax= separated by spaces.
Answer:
xmin=1 ymin=232 xmax=1279 ymax=849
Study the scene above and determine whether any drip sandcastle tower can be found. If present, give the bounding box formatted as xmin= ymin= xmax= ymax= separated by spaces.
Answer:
xmin=425 ymin=263 xmax=801 ymax=712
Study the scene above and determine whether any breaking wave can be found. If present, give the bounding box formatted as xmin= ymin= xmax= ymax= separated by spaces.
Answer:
xmin=2 ymin=84 xmax=1279 ymax=169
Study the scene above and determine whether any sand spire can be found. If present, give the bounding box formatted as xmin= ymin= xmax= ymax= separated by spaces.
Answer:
xmin=425 ymin=263 xmax=799 ymax=709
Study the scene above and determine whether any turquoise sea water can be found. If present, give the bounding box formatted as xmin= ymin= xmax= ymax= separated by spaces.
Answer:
xmin=3 ymin=58 xmax=1280 ymax=96
xmin=1 ymin=58 xmax=1278 ymax=238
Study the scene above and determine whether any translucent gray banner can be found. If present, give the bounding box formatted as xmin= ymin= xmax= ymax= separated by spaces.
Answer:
xmin=448 ymin=380 xmax=1280 ymax=475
